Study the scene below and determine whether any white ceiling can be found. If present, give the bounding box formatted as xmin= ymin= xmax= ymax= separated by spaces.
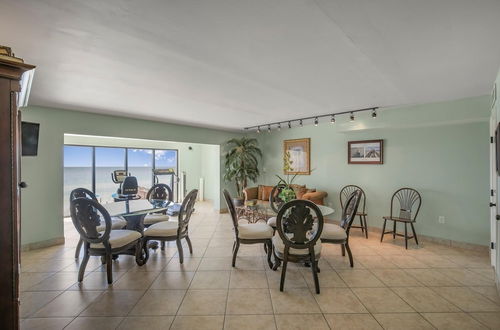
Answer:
xmin=2 ymin=0 xmax=500 ymax=130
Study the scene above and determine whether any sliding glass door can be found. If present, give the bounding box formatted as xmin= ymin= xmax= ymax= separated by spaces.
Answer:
xmin=95 ymin=147 xmax=126 ymax=204
xmin=127 ymin=149 xmax=154 ymax=190
xmin=64 ymin=145 xmax=178 ymax=216
xmin=63 ymin=146 xmax=93 ymax=215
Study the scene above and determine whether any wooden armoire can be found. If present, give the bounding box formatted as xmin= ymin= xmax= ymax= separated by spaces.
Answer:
xmin=0 ymin=58 xmax=35 ymax=329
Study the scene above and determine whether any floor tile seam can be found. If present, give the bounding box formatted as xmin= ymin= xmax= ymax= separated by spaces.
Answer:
xmin=388 ymin=285 xmax=464 ymax=313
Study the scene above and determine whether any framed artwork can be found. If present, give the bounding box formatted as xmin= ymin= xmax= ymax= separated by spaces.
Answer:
xmin=348 ymin=139 xmax=383 ymax=164
xmin=283 ymin=138 xmax=310 ymax=175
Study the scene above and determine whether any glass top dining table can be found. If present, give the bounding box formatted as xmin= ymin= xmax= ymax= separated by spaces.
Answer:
xmin=103 ymin=199 xmax=170 ymax=232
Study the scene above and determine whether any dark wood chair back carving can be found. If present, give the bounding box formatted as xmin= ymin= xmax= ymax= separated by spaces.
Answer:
xmin=70 ymin=188 xmax=98 ymax=203
xmin=390 ymin=188 xmax=422 ymax=221
xmin=269 ymin=184 xmax=296 ymax=213
xmin=340 ymin=185 xmax=365 ymax=215
xmin=223 ymin=189 xmax=239 ymax=239
xmin=70 ymin=197 xmax=112 ymax=246
xmin=276 ymin=199 xmax=324 ymax=251
xmin=146 ymin=183 xmax=173 ymax=206
xmin=177 ymin=189 xmax=198 ymax=236
xmin=340 ymin=190 xmax=363 ymax=234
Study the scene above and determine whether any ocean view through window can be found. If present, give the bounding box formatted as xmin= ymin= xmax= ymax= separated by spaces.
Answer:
xmin=63 ymin=145 xmax=178 ymax=216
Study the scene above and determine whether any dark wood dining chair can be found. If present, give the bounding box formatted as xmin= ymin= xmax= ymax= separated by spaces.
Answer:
xmin=380 ymin=188 xmax=422 ymax=249
xmin=142 ymin=189 xmax=198 ymax=264
xmin=70 ymin=188 xmax=127 ymax=259
xmin=223 ymin=189 xmax=274 ymax=269
xmin=272 ymin=199 xmax=324 ymax=294
xmin=70 ymin=197 xmax=143 ymax=283
xmin=321 ymin=190 xmax=362 ymax=267
xmin=144 ymin=183 xmax=173 ymax=227
xmin=340 ymin=185 xmax=368 ymax=238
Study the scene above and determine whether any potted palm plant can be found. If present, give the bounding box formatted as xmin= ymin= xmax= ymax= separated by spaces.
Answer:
xmin=224 ymin=137 xmax=262 ymax=206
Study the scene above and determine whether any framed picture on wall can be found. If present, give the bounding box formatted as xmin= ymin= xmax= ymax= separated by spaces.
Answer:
xmin=283 ymin=138 xmax=310 ymax=175
xmin=348 ymin=139 xmax=383 ymax=164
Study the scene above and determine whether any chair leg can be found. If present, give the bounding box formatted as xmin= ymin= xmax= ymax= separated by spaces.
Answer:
xmin=310 ymin=252 xmax=320 ymax=294
xmin=279 ymin=255 xmax=288 ymax=292
xmin=359 ymin=215 xmax=365 ymax=234
xmin=410 ymin=223 xmax=419 ymax=245
xmin=75 ymin=238 xmax=83 ymax=259
xmin=393 ymin=221 xmax=396 ymax=239
xmin=345 ymin=243 xmax=354 ymax=267
xmin=404 ymin=223 xmax=408 ymax=249
xmin=185 ymin=235 xmax=193 ymax=254
xmin=232 ymin=241 xmax=240 ymax=267
xmin=380 ymin=219 xmax=387 ymax=242
xmin=265 ymin=241 xmax=273 ymax=269
xmin=78 ymin=245 xmax=90 ymax=282
xmin=176 ymin=239 xmax=184 ymax=264
xmin=341 ymin=244 xmax=346 ymax=256
xmin=363 ymin=215 xmax=368 ymax=239
xmin=106 ymin=254 xmax=113 ymax=284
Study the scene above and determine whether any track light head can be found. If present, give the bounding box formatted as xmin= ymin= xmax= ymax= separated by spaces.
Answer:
xmin=372 ymin=109 xmax=377 ymax=118
xmin=277 ymin=123 xmax=281 ymax=131
xmin=267 ymin=124 xmax=271 ymax=133
xmin=288 ymin=121 xmax=291 ymax=129
xmin=257 ymin=126 xmax=261 ymax=133
xmin=350 ymin=112 xmax=355 ymax=122
xmin=299 ymin=119 xmax=303 ymax=127
xmin=314 ymin=117 xmax=318 ymax=126
xmin=331 ymin=115 xmax=335 ymax=124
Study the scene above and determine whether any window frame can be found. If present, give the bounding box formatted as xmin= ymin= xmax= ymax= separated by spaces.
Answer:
xmin=64 ymin=144 xmax=179 ymax=201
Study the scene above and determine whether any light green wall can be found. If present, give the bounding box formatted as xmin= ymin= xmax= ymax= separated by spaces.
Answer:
xmin=20 ymin=106 xmax=238 ymax=246
xmin=255 ymin=96 xmax=491 ymax=246
xmin=201 ymin=144 xmax=221 ymax=208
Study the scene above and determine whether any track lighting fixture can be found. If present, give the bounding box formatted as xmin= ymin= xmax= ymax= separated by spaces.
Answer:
xmin=245 ymin=107 xmax=377 ymax=131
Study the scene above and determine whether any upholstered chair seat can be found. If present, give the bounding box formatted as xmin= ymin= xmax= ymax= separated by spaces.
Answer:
xmin=272 ymin=235 xmax=322 ymax=256
xmin=90 ymin=230 xmax=141 ymax=249
xmin=141 ymin=190 xmax=198 ymax=264
xmin=96 ymin=217 xmax=127 ymax=232
xmin=321 ymin=223 xmax=347 ymax=240
xmin=238 ymin=223 xmax=274 ymax=239
xmin=267 ymin=216 xmax=276 ymax=228
xmin=144 ymin=213 xmax=170 ymax=225
xmin=144 ymin=220 xmax=178 ymax=237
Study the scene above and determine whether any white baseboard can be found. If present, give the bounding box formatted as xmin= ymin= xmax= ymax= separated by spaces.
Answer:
xmin=21 ymin=237 xmax=65 ymax=251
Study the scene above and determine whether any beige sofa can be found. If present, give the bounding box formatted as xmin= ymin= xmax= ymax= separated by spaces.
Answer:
xmin=243 ymin=184 xmax=328 ymax=205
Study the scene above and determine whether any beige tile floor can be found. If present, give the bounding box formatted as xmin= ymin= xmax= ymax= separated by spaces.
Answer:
xmin=20 ymin=202 xmax=500 ymax=329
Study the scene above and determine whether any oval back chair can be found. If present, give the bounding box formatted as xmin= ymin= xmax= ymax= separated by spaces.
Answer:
xmin=70 ymin=188 xmax=97 ymax=203
xmin=340 ymin=185 xmax=368 ymax=238
xmin=144 ymin=184 xmax=174 ymax=227
xmin=70 ymin=187 xmax=127 ymax=259
xmin=274 ymin=199 xmax=324 ymax=293
xmin=381 ymin=188 xmax=422 ymax=249
xmin=146 ymin=183 xmax=173 ymax=205
xmin=70 ymin=197 xmax=142 ymax=283
xmin=223 ymin=189 xmax=274 ymax=269
xmin=143 ymin=189 xmax=198 ymax=264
